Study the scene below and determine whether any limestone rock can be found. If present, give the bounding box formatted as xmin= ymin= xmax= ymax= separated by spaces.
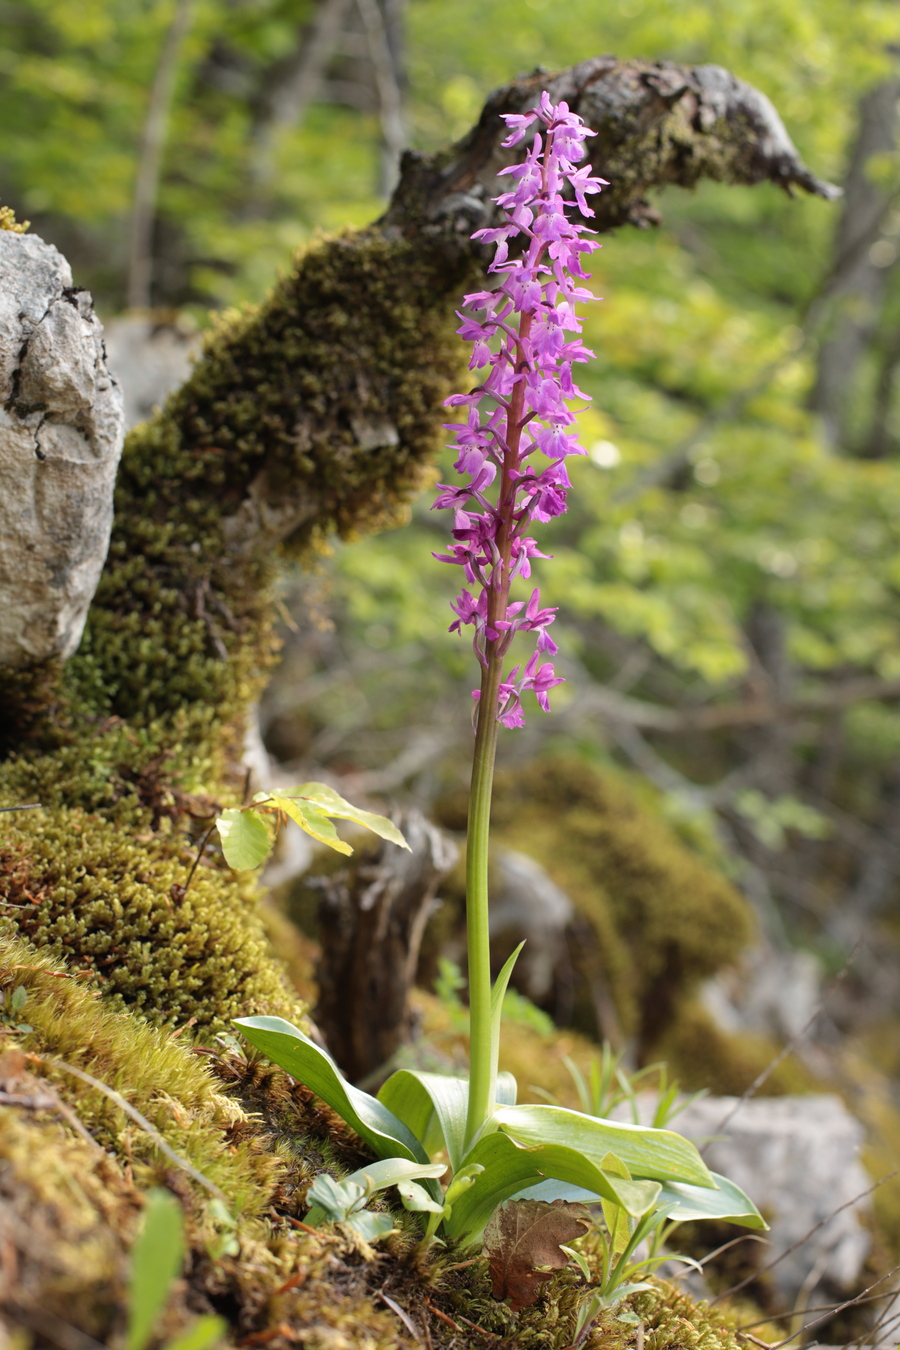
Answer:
xmin=0 ymin=231 xmax=124 ymax=667
xmin=102 ymin=314 xmax=200 ymax=430
xmin=667 ymin=1094 xmax=872 ymax=1302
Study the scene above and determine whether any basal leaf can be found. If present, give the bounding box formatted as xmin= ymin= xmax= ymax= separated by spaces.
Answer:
xmin=496 ymin=1071 xmax=517 ymax=1106
xmin=234 ymin=1016 xmax=429 ymax=1162
xmin=658 ymin=1171 xmax=767 ymax=1228
xmin=488 ymin=944 xmax=523 ymax=1117
xmin=342 ymin=1157 xmax=447 ymax=1193
xmin=446 ymin=1133 xmax=661 ymax=1245
xmin=215 ymin=808 xmax=272 ymax=871
xmin=268 ymin=793 xmax=353 ymax=856
xmin=287 ymin=782 xmax=409 ymax=850
xmin=379 ymin=1069 xmax=469 ymax=1172
xmin=345 ymin=1211 xmax=396 ymax=1242
xmin=397 ymin=1180 xmax=445 ymax=1214
xmin=599 ymin=1151 xmax=632 ymax=1255
xmin=492 ymin=1104 xmax=715 ymax=1188
xmin=306 ymin=1175 xmax=366 ymax=1223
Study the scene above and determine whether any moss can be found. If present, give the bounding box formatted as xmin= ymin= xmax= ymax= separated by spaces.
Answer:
xmin=0 ymin=793 xmax=303 ymax=1029
xmin=60 ymin=229 xmax=469 ymax=754
xmin=0 ymin=931 xmax=282 ymax=1206
xmin=0 ymin=933 xmax=426 ymax=1348
xmin=435 ymin=755 xmax=754 ymax=1054
xmin=650 ymin=1002 xmax=818 ymax=1097
xmin=0 ymin=203 xmax=28 ymax=232
xmin=0 ymin=1108 xmax=135 ymax=1341
xmin=429 ymin=1260 xmax=742 ymax=1350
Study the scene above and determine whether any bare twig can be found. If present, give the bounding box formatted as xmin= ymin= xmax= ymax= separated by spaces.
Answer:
xmin=355 ymin=0 xmax=405 ymax=193
xmin=711 ymin=1169 xmax=899 ymax=1305
xmin=7 ymin=1305 xmax=109 ymax=1350
xmin=0 ymin=803 xmax=41 ymax=812
xmin=171 ymin=821 xmax=218 ymax=903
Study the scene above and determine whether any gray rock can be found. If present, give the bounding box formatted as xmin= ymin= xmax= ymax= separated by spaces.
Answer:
xmin=662 ymin=1094 xmax=872 ymax=1303
xmin=102 ymin=314 xmax=200 ymax=430
xmin=0 ymin=231 xmax=124 ymax=667
xmin=489 ymin=848 xmax=574 ymax=1000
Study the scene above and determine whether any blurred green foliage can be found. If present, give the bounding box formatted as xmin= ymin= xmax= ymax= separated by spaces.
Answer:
xmin=6 ymin=0 xmax=900 ymax=948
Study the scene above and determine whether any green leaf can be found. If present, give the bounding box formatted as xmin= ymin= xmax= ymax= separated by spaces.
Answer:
xmin=560 ymin=1243 xmax=591 ymax=1280
xmin=11 ymin=986 xmax=27 ymax=1013
xmin=658 ymin=1171 xmax=767 ymax=1228
xmin=126 ymin=1190 xmax=185 ymax=1350
xmin=492 ymin=1104 xmax=716 ymax=1188
xmin=342 ymin=1157 xmax=447 ymax=1192
xmin=599 ymin=1152 xmax=633 ymax=1255
xmin=286 ymin=783 xmax=410 ymax=850
xmin=215 ymin=809 xmax=272 ymax=871
xmin=397 ymin=1180 xmax=445 ymax=1214
xmin=378 ymin=1070 xmax=470 ymax=1172
xmin=233 ymin=1016 xmax=429 ymax=1163
xmin=265 ymin=793 xmax=353 ymax=856
xmin=445 ymin=1133 xmax=661 ymax=1245
xmin=444 ymin=1163 xmax=485 ymax=1206
xmin=609 ymin=1284 xmax=655 ymax=1306
xmin=489 ymin=943 xmax=523 ymax=1113
xmin=306 ymin=1174 xmax=366 ymax=1223
xmin=496 ymin=1072 xmax=517 ymax=1106
xmin=574 ymin=1289 xmax=607 ymax=1341
xmin=164 ymin=1316 xmax=227 ymax=1350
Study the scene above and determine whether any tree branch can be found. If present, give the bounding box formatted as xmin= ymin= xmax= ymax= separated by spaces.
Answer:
xmin=573 ymin=672 xmax=900 ymax=734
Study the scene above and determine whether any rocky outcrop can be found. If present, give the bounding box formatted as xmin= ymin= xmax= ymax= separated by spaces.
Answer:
xmin=0 ymin=230 xmax=124 ymax=667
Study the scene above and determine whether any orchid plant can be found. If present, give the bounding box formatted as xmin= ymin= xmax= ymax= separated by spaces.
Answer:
xmin=234 ymin=93 xmax=764 ymax=1257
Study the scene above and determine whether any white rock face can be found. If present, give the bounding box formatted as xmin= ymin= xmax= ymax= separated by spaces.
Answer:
xmin=663 ymin=1094 xmax=872 ymax=1302
xmin=0 ymin=230 xmax=124 ymax=667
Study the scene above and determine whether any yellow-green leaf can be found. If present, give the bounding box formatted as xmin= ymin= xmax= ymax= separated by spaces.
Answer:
xmin=600 ymin=1151 xmax=632 ymax=1255
xmin=268 ymin=793 xmax=353 ymax=856
xmin=288 ymin=782 xmax=410 ymax=850
xmin=215 ymin=809 xmax=272 ymax=871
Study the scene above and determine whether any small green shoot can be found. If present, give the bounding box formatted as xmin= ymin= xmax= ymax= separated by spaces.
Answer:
xmin=0 ymin=984 xmax=32 ymax=1035
xmin=126 ymin=1190 xmax=225 ymax=1350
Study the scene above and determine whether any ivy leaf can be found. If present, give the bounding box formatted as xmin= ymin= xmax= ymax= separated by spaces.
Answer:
xmin=483 ymin=1199 xmax=590 ymax=1311
xmin=306 ymin=1174 xmax=366 ymax=1222
xmin=215 ymin=809 xmax=272 ymax=871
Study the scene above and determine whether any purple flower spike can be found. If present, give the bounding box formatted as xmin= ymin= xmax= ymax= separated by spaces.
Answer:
xmin=433 ymin=92 xmax=604 ymax=727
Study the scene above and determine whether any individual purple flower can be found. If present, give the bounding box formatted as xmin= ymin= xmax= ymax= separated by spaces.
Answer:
xmin=433 ymin=91 xmax=604 ymax=726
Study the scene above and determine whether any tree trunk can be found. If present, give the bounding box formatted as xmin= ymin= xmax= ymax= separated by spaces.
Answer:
xmin=810 ymin=72 xmax=900 ymax=449
xmin=314 ymin=809 xmax=458 ymax=1082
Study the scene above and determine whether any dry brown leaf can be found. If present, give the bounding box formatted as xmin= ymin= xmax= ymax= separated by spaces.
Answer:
xmin=482 ymin=1198 xmax=590 ymax=1311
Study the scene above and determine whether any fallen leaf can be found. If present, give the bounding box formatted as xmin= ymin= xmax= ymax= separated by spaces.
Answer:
xmin=483 ymin=1198 xmax=590 ymax=1311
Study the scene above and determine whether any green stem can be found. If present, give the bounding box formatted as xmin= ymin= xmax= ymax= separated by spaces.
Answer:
xmin=464 ymin=654 xmax=502 ymax=1148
